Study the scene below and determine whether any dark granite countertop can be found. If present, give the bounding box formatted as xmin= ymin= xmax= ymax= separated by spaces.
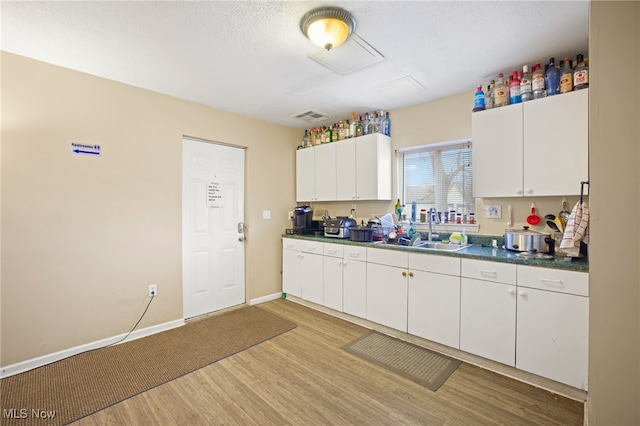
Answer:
xmin=282 ymin=233 xmax=589 ymax=272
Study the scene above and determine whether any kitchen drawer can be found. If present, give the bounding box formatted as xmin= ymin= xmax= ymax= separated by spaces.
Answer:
xmin=323 ymin=243 xmax=344 ymax=258
xmin=282 ymin=238 xmax=300 ymax=251
xmin=461 ymin=259 xmax=516 ymax=285
xmin=366 ymin=247 xmax=408 ymax=268
xmin=300 ymin=240 xmax=323 ymax=254
xmin=517 ymin=265 xmax=589 ymax=297
xmin=344 ymin=245 xmax=367 ymax=261
xmin=409 ymin=252 xmax=460 ymax=276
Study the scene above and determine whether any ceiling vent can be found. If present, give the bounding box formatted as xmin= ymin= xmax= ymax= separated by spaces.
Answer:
xmin=292 ymin=110 xmax=331 ymax=123
xmin=374 ymin=76 xmax=427 ymax=99
xmin=308 ymin=33 xmax=384 ymax=75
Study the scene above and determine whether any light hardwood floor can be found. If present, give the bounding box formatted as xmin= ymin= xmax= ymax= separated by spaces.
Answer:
xmin=74 ymin=299 xmax=583 ymax=425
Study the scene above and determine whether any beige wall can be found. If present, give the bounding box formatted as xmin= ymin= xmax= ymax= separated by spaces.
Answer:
xmin=588 ymin=2 xmax=640 ymax=424
xmin=1 ymin=53 xmax=299 ymax=366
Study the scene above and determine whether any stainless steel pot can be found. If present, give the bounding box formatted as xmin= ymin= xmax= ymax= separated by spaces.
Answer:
xmin=504 ymin=226 xmax=555 ymax=254
xmin=367 ymin=217 xmax=382 ymax=226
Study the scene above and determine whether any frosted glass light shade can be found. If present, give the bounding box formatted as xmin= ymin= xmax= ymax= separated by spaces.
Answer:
xmin=300 ymin=7 xmax=356 ymax=51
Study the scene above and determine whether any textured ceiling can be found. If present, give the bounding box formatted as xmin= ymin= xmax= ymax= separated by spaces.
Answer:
xmin=1 ymin=1 xmax=590 ymax=130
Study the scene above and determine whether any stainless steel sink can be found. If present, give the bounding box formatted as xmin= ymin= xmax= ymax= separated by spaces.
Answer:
xmin=413 ymin=241 xmax=472 ymax=252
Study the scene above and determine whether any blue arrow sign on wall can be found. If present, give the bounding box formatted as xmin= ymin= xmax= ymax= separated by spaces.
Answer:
xmin=71 ymin=142 xmax=101 ymax=156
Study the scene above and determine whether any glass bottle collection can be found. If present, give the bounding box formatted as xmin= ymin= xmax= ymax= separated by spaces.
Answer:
xmin=472 ymin=53 xmax=588 ymax=112
xmin=299 ymin=110 xmax=391 ymax=149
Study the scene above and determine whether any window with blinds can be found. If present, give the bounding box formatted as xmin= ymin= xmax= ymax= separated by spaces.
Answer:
xmin=397 ymin=140 xmax=474 ymax=216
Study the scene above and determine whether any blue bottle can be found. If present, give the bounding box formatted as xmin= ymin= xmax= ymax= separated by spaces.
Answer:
xmin=472 ymin=85 xmax=485 ymax=112
xmin=546 ymin=57 xmax=561 ymax=96
xmin=383 ymin=111 xmax=391 ymax=136
xmin=411 ymin=201 xmax=417 ymax=222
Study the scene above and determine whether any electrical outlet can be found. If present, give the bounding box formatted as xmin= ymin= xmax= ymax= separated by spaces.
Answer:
xmin=149 ymin=284 xmax=157 ymax=297
xmin=262 ymin=210 xmax=271 ymax=219
xmin=486 ymin=205 xmax=502 ymax=219
xmin=351 ymin=204 xmax=357 ymax=211
xmin=288 ymin=211 xmax=293 ymax=220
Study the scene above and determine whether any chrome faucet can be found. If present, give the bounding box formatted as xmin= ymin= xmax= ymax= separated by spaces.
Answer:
xmin=428 ymin=208 xmax=440 ymax=242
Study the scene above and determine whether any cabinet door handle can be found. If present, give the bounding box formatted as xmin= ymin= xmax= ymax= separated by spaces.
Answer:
xmin=479 ymin=270 xmax=498 ymax=278
xmin=402 ymin=271 xmax=407 ymax=277
xmin=408 ymin=272 xmax=414 ymax=277
xmin=526 ymin=189 xmax=534 ymax=195
xmin=342 ymin=261 xmax=347 ymax=267
xmin=540 ymin=278 xmax=564 ymax=288
xmin=507 ymin=288 xmax=516 ymax=295
xmin=337 ymin=260 xmax=342 ymax=265
xmin=516 ymin=189 xmax=523 ymax=195
xmin=349 ymin=253 xmax=360 ymax=258
xmin=518 ymin=290 xmax=528 ymax=298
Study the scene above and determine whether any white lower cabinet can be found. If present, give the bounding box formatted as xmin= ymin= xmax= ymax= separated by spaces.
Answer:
xmin=282 ymin=238 xmax=323 ymax=304
xmin=342 ymin=245 xmax=367 ymax=318
xmin=283 ymin=238 xmax=589 ymax=390
xmin=408 ymin=253 xmax=461 ymax=348
xmin=460 ymin=277 xmax=517 ymax=366
xmin=515 ymin=266 xmax=589 ymax=390
xmin=366 ymin=248 xmax=408 ymax=332
xmin=323 ymin=243 xmax=344 ymax=312
xmin=460 ymin=259 xmax=518 ymax=366
xmin=282 ymin=242 xmax=302 ymax=298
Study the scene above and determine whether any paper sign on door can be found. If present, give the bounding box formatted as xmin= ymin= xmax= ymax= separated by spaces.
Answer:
xmin=207 ymin=181 xmax=224 ymax=207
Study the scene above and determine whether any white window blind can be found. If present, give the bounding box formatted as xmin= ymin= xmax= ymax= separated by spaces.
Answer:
xmin=397 ymin=140 xmax=474 ymax=216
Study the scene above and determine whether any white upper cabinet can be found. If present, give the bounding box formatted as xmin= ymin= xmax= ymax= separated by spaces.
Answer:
xmin=314 ymin=143 xmax=337 ymax=201
xmin=523 ymin=90 xmax=589 ymax=196
xmin=472 ymin=89 xmax=588 ymax=197
xmin=297 ymin=133 xmax=391 ymax=202
xmin=296 ymin=143 xmax=337 ymax=202
xmin=336 ymin=138 xmax=357 ymax=200
xmin=295 ymin=147 xmax=316 ymax=202
xmin=353 ymin=133 xmax=392 ymax=201
xmin=472 ymin=103 xmax=524 ymax=198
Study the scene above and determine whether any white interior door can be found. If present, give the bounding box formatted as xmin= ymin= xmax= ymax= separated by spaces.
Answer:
xmin=182 ymin=138 xmax=245 ymax=319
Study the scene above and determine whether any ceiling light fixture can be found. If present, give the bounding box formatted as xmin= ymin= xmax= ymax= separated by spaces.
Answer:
xmin=300 ymin=6 xmax=356 ymax=51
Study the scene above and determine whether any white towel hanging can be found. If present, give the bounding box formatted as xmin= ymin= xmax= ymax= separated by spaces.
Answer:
xmin=560 ymin=201 xmax=589 ymax=257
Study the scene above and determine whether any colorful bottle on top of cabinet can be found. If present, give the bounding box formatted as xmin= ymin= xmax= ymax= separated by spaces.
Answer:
xmin=559 ymin=56 xmax=574 ymax=93
xmin=509 ymin=71 xmax=522 ymax=104
xmin=493 ymin=73 xmax=508 ymax=108
xmin=520 ymin=65 xmax=533 ymax=102
xmin=546 ymin=57 xmax=561 ymax=96
xmin=573 ymin=54 xmax=589 ymax=90
xmin=532 ymin=63 xmax=545 ymax=99
xmin=473 ymin=85 xmax=486 ymax=112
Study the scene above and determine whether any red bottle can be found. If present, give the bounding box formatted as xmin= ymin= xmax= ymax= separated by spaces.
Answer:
xmin=509 ymin=71 xmax=522 ymax=104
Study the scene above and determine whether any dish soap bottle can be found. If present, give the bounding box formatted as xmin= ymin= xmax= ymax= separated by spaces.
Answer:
xmin=460 ymin=229 xmax=468 ymax=245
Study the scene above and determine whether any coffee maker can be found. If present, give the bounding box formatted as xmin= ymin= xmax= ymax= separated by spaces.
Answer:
xmin=292 ymin=205 xmax=313 ymax=231
xmin=286 ymin=205 xmax=322 ymax=235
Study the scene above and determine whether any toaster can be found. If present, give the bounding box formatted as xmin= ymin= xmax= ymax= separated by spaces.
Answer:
xmin=324 ymin=217 xmax=357 ymax=239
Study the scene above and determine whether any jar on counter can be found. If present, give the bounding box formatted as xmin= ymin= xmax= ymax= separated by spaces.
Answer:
xmin=419 ymin=209 xmax=426 ymax=223
xmin=456 ymin=213 xmax=462 ymax=224
xmin=449 ymin=210 xmax=456 ymax=223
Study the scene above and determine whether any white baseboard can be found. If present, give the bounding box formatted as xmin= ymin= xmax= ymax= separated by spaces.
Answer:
xmin=248 ymin=292 xmax=283 ymax=306
xmin=0 ymin=318 xmax=185 ymax=378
